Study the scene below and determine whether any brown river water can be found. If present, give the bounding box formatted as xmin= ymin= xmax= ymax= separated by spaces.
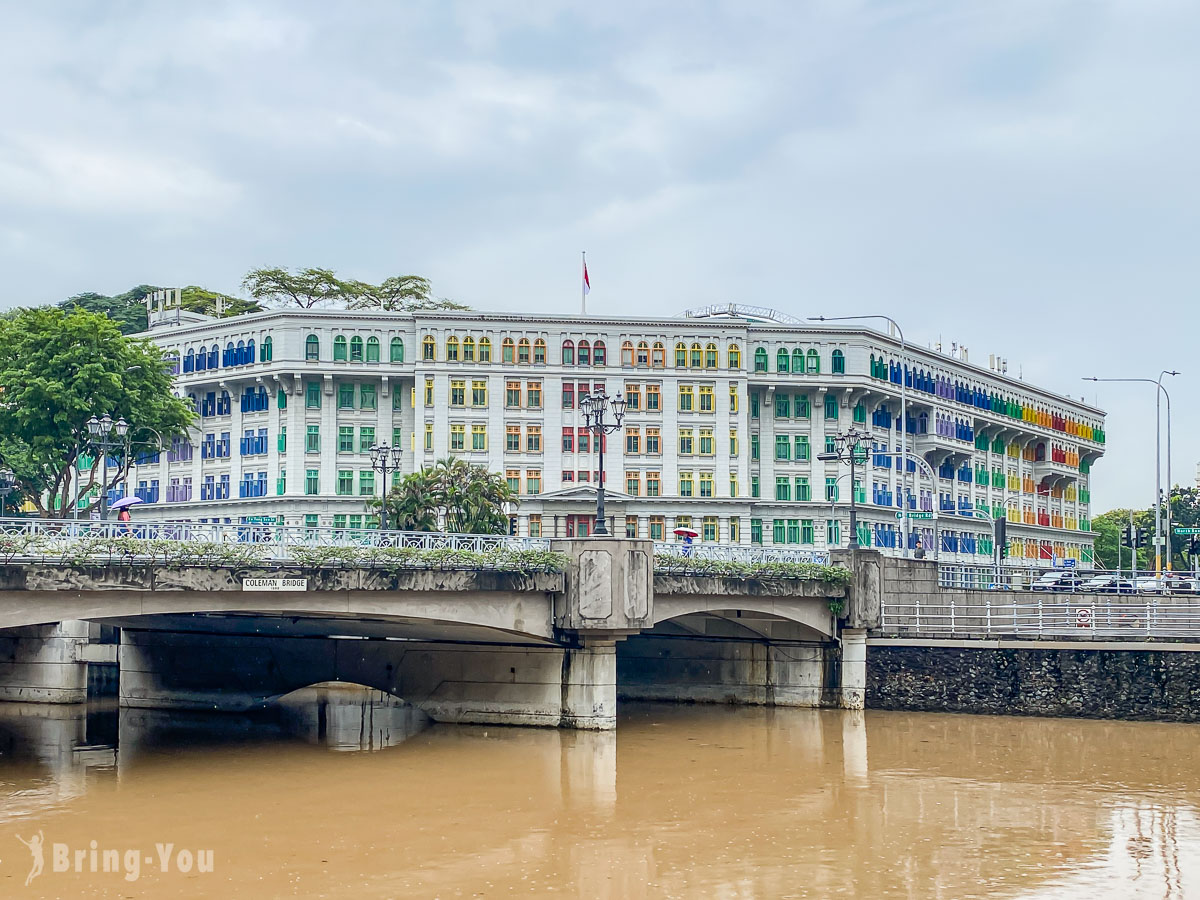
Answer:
xmin=0 ymin=688 xmax=1198 ymax=898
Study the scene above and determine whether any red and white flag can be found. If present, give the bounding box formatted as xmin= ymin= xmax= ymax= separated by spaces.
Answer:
xmin=582 ymin=258 xmax=591 ymax=295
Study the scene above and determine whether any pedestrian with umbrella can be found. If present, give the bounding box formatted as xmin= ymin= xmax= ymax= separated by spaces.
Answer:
xmin=674 ymin=526 xmax=699 ymax=557
xmin=110 ymin=496 xmax=143 ymax=535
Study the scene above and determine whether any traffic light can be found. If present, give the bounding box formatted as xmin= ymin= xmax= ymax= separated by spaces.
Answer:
xmin=508 ymin=516 xmax=518 ymax=536
xmin=1191 ymin=538 xmax=1200 ymax=557
xmin=1121 ymin=525 xmax=1134 ymax=548
xmin=1137 ymin=527 xmax=1150 ymax=549
xmin=995 ymin=516 xmax=1008 ymax=558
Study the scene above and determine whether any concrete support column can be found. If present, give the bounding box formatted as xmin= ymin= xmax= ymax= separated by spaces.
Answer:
xmin=560 ymin=639 xmax=617 ymax=730
xmin=840 ymin=627 xmax=867 ymax=710
xmin=0 ymin=620 xmax=89 ymax=703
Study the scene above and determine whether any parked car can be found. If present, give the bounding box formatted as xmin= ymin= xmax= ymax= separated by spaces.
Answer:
xmin=1136 ymin=577 xmax=1167 ymax=594
xmin=1162 ymin=573 xmax=1200 ymax=594
xmin=1032 ymin=571 xmax=1086 ymax=592
xmin=1084 ymin=574 xmax=1138 ymax=594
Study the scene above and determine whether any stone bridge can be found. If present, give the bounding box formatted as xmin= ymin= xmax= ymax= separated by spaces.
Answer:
xmin=0 ymin=539 xmax=866 ymax=730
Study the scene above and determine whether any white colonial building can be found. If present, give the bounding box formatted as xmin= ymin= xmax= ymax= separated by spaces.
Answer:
xmin=129 ymin=292 xmax=1105 ymax=564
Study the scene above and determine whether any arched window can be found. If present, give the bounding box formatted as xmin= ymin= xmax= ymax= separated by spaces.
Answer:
xmin=350 ymin=336 xmax=364 ymax=362
xmin=446 ymin=336 xmax=459 ymax=361
xmin=246 ymin=339 xmax=256 ymax=364
xmin=807 ymin=348 xmax=820 ymax=374
xmin=517 ymin=338 xmax=530 ymax=364
xmin=365 ymin=336 xmax=380 ymax=363
xmin=422 ymin=335 xmax=436 ymax=361
xmin=562 ymin=339 xmax=575 ymax=365
xmin=704 ymin=343 xmax=717 ymax=368
xmin=652 ymin=342 xmax=665 ymax=367
xmin=502 ymin=338 xmax=515 ymax=363
xmin=674 ymin=342 xmax=687 ymax=367
xmin=305 ymin=336 xmax=319 ymax=361
xmin=777 ymin=348 xmax=790 ymax=373
xmin=754 ymin=347 xmax=768 ymax=372
xmin=390 ymin=337 xmax=405 ymax=363
xmin=533 ymin=339 xmax=546 ymax=364
xmin=462 ymin=336 xmax=475 ymax=362
xmin=184 ymin=348 xmax=195 ymax=373
xmin=334 ymin=336 xmax=348 ymax=362
xmin=261 ymin=337 xmax=272 ymax=362
xmin=223 ymin=342 xmax=234 ymax=367
xmin=196 ymin=347 xmax=207 ymax=371
xmin=593 ymin=340 xmax=606 ymax=366
xmin=578 ymin=340 xmax=591 ymax=366
xmin=727 ymin=344 xmax=741 ymax=369
xmin=690 ymin=343 xmax=702 ymax=368
xmin=621 ymin=341 xmax=635 ymax=366
xmin=792 ymin=347 xmax=804 ymax=373
xmin=209 ymin=344 xmax=219 ymax=369
xmin=236 ymin=340 xmax=246 ymax=365
xmin=831 ymin=349 xmax=845 ymax=374
xmin=636 ymin=341 xmax=649 ymax=366
xmin=479 ymin=337 xmax=491 ymax=362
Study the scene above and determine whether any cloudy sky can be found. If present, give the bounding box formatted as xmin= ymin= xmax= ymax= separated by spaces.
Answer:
xmin=1 ymin=0 xmax=1195 ymax=512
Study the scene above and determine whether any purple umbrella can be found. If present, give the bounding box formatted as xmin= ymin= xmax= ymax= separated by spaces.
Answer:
xmin=109 ymin=496 xmax=143 ymax=511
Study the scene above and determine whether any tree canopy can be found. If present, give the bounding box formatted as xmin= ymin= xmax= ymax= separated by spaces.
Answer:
xmin=0 ymin=307 xmax=195 ymax=517
xmin=243 ymin=266 xmax=467 ymax=312
xmin=370 ymin=457 xmax=516 ymax=533
xmin=58 ymin=285 xmax=154 ymax=334
xmin=1092 ymin=487 xmax=1200 ymax=571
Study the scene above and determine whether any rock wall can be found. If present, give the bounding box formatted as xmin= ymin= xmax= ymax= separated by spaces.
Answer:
xmin=868 ymin=645 xmax=1200 ymax=722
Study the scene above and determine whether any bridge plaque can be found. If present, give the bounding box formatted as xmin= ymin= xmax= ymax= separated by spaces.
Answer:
xmin=242 ymin=577 xmax=309 ymax=592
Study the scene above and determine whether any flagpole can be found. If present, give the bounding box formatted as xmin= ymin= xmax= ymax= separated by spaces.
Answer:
xmin=581 ymin=250 xmax=587 ymax=316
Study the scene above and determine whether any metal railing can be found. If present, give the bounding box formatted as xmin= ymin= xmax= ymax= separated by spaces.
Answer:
xmin=881 ymin=596 xmax=1200 ymax=639
xmin=938 ymin=563 xmax=1200 ymax=595
xmin=0 ymin=518 xmax=550 ymax=560
xmin=654 ymin=542 xmax=830 ymax=566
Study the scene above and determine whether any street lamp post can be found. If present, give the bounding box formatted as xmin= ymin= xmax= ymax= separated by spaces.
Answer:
xmin=1083 ymin=374 xmax=1177 ymax=572
xmin=579 ymin=390 xmax=626 ymax=536
xmin=811 ymin=315 xmax=909 ymax=556
xmin=0 ymin=468 xmax=15 ymax=518
xmin=368 ymin=443 xmax=404 ymax=532
xmin=817 ymin=425 xmax=871 ymax=549
xmin=85 ymin=415 xmax=129 ymax=520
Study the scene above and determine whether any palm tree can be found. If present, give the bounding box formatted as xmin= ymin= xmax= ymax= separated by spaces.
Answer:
xmin=370 ymin=457 xmax=517 ymax=533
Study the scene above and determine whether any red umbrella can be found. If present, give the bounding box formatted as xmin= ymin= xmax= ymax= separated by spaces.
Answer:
xmin=673 ymin=527 xmax=699 ymax=538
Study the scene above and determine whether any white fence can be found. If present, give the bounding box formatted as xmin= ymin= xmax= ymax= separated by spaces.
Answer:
xmin=654 ymin=542 xmax=830 ymax=566
xmin=882 ymin=597 xmax=1200 ymax=639
xmin=0 ymin=518 xmax=550 ymax=559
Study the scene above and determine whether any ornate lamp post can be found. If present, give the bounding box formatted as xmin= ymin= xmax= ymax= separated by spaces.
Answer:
xmin=0 ymin=468 xmax=16 ymax=518
xmin=817 ymin=425 xmax=871 ymax=549
xmin=369 ymin=443 xmax=404 ymax=531
xmin=85 ymin=415 xmax=129 ymax=520
xmin=579 ymin=390 xmax=626 ymax=536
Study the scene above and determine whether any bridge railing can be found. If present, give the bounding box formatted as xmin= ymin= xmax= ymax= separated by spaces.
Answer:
xmin=881 ymin=596 xmax=1200 ymax=639
xmin=653 ymin=543 xmax=830 ymax=566
xmin=938 ymin=563 xmax=1199 ymax=595
xmin=0 ymin=518 xmax=550 ymax=560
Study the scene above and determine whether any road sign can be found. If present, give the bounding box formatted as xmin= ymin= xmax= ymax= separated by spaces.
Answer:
xmin=1076 ymin=607 xmax=1093 ymax=628
xmin=894 ymin=511 xmax=934 ymax=520
xmin=1175 ymin=527 xmax=1200 ymax=536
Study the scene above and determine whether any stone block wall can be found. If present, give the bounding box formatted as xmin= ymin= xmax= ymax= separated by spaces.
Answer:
xmin=868 ymin=645 xmax=1200 ymax=723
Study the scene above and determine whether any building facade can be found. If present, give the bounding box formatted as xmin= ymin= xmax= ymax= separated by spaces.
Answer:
xmin=131 ymin=293 xmax=1106 ymax=565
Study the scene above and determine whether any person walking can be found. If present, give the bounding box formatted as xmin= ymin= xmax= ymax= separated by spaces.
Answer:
xmin=117 ymin=506 xmax=132 ymax=534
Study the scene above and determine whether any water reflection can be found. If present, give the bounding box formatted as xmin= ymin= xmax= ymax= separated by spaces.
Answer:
xmin=0 ymin=701 xmax=1197 ymax=898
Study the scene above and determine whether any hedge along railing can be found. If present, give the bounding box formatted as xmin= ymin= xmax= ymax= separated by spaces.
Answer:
xmin=0 ymin=519 xmax=551 ymax=555
xmin=0 ymin=534 xmax=569 ymax=575
xmin=653 ymin=553 xmax=852 ymax=586
xmin=653 ymin=542 xmax=831 ymax=566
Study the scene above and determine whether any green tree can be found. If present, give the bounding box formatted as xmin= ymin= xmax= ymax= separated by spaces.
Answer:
xmin=1092 ymin=507 xmax=1154 ymax=572
xmin=180 ymin=286 xmax=265 ymax=318
xmin=1168 ymin=486 xmax=1200 ymax=570
xmin=244 ymin=266 xmax=468 ymax=312
xmin=371 ymin=457 xmax=516 ymax=533
xmin=0 ymin=307 xmax=195 ymax=517
xmin=58 ymin=285 xmax=154 ymax=334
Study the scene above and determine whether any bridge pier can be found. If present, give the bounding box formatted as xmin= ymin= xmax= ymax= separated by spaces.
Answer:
xmin=0 ymin=621 xmax=90 ymax=703
xmin=839 ymin=629 xmax=867 ymax=710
